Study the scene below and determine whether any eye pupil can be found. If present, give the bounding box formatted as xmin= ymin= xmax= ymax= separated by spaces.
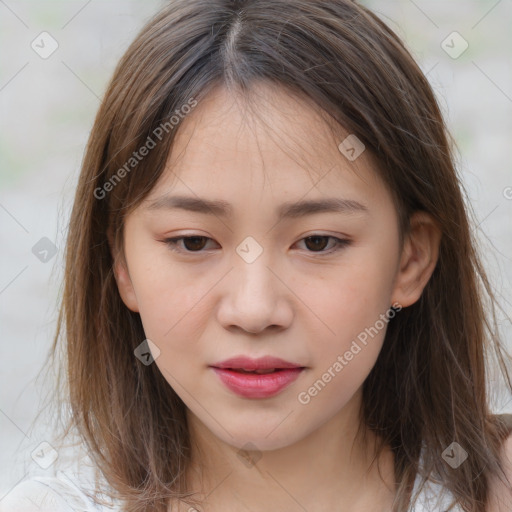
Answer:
xmin=184 ymin=236 xmax=207 ymax=251
xmin=305 ymin=236 xmax=329 ymax=252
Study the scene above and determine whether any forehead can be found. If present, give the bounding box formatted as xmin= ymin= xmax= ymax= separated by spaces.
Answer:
xmin=144 ymin=83 xmax=388 ymax=211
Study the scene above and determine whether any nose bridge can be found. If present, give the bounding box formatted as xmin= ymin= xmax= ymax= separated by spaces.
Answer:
xmin=217 ymin=240 xmax=292 ymax=333
xmin=233 ymin=241 xmax=278 ymax=306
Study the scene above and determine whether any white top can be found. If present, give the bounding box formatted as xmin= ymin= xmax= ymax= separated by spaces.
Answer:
xmin=0 ymin=466 xmax=463 ymax=512
xmin=0 ymin=471 xmax=117 ymax=512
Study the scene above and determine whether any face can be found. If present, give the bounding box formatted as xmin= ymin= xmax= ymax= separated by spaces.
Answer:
xmin=113 ymin=83 xmax=439 ymax=452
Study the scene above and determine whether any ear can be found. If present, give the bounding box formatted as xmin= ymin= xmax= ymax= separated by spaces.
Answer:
xmin=108 ymin=229 xmax=140 ymax=313
xmin=391 ymin=211 xmax=442 ymax=308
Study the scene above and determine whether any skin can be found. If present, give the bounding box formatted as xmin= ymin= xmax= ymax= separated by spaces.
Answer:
xmin=112 ymin=83 xmax=443 ymax=511
xmin=489 ymin=434 xmax=512 ymax=512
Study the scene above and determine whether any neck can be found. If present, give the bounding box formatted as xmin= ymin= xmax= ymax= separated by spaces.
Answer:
xmin=178 ymin=389 xmax=396 ymax=512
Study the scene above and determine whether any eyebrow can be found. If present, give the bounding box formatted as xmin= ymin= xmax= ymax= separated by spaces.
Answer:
xmin=145 ymin=194 xmax=369 ymax=219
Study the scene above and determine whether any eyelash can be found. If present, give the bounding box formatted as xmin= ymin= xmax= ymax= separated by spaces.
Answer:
xmin=161 ymin=235 xmax=351 ymax=256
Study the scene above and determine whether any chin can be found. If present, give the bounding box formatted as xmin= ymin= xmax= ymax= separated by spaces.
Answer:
xmin=208 ymin=420 xmax=307 ymax=452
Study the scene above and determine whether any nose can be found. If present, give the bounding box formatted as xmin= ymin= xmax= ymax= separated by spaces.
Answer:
xmin=216 ymin=255 xmax=293 ymax=335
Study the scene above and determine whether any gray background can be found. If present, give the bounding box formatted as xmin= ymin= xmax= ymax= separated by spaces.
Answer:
xmin=1 ymin=0 xmax=511 ymax=499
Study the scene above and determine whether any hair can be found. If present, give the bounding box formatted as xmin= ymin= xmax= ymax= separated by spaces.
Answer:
xmin=47 ymin=0 xmax=512 ymax=511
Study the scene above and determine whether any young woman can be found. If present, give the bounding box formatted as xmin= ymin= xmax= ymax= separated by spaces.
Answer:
xmin=2 ymin=1 xmax=512 ymax=511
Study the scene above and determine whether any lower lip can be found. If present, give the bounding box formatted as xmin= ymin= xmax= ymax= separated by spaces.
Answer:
xmin=211 ymin=367 xmax=304 ymax=398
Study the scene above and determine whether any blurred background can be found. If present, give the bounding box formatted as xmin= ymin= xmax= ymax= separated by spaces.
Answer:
xmin=1 ymin=0 xmax=511 ymax=499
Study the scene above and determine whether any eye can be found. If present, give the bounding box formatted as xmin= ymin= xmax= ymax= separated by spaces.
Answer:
xmin=163 ymin=236 xmax=217 ymax=253
xmin=295 ymin=235 xmax=351 ymax=254
xmin=162 ymin=234 xmax=351 ymax=255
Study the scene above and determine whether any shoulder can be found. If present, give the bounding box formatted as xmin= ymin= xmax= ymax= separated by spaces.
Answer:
xmin=487 ymin=428 xmax=512 ymax=512
xmin=0 ymin=478 xmax=76 ymax=512
xmin=0 ymin=475 xmax=109 ymax=512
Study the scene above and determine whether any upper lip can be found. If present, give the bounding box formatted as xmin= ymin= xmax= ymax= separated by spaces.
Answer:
xmin=211 ymin=356 xmax=304 ymax=370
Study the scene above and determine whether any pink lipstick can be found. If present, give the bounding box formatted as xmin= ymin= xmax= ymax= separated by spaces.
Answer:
xmin=210 ymin=356 xmax=305 ymax=399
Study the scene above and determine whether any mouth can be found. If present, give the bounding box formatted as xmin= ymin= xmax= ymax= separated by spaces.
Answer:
xmin=211 ymin=355 xmax=304 ymax=371
xmin=210 ymin=356 xmax=306 ymax=398
xmin=225 ymin=368 xmax=290 ymax=374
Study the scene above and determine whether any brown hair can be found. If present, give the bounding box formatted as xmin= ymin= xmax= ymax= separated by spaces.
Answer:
xmin=48 ymin=0 xmax=512 ymax=510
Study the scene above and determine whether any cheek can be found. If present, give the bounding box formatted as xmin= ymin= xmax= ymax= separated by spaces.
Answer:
xmin=294 ymin=248 xmax=398 ymax=411
xmin=303 ymin=249 xmax=397 ymax=351
xmin=137 ymin=278 xmax=204 ymax=339
xmin=131 ymin=262 xmax=212 ymax=382
xmin=128 ymin=249 xmax=215 ymax=352
xmin=129 ymin=255 xmax=223 ymax=372
xmin=294 ymin=263 xmax=393 ymax=415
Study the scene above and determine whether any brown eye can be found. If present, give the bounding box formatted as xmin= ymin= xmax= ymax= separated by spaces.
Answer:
xmin=163 ymin=236 xmax=215 ymax=253
xmin=162 ymin=234 xmax=350 ymax=256
xmin=298 ymin=235 xmax=351 ymax=254
xmin=303 ymin=236 xmax=331 ymax=252
xmin=181 ymin=236 xmax=209 ymax=251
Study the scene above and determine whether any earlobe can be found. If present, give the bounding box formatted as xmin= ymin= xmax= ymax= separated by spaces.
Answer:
xmin=112 ymin=258 xmax=140 ymax=313
xmin=391 ymin=211 xmax=442 ymax=308
xmin=109 ymin=232 xmax=140 ymax=313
